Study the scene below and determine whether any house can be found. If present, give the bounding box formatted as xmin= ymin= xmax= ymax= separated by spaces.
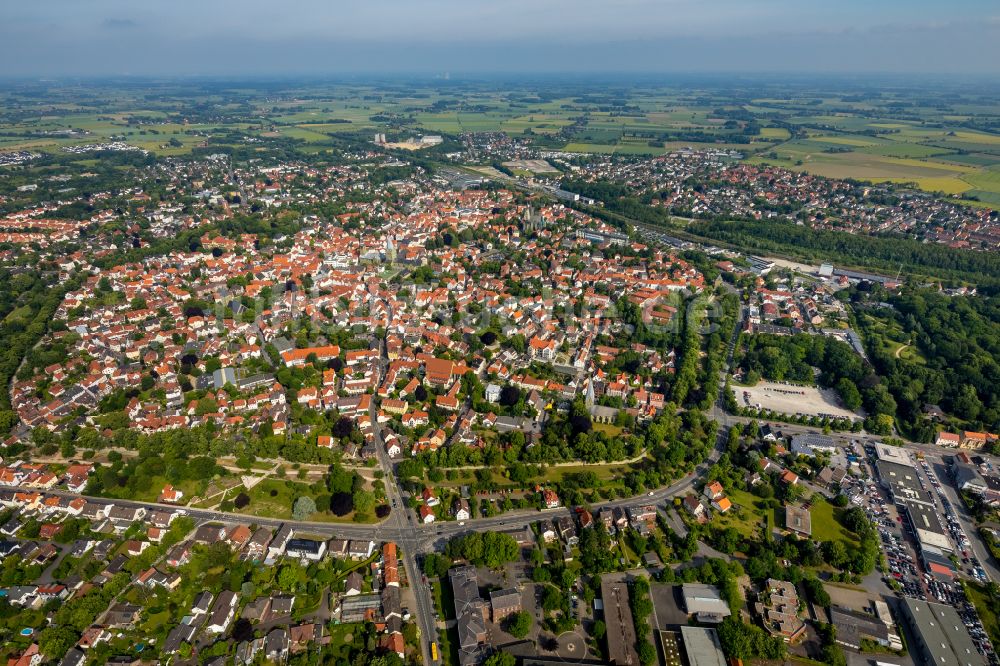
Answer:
xmin=382 ymin=585 xmax=402 ymax=620
xmin=453 ymin=498 xmax=470 ymax=521
xmin=780 ymin=469 xmax=799 ymax=485
xmin=384 ymin=436 xmax=402 ymax=458
xmin=683 ymin=494 xmax=706 ymax=519
xmin=166 ymin=542 xmax=192 ymax=568
xmin=158 ymin=484 xmax=183 ymax=504
xmin=228 ymin=524 xmax=252 ymax=550
xmin=124 ymin=540 xmax=149 ymax=557
xmin=107 ymin=505 xmax=146 ymax=523
xmin=290 ymin=623 xmax=322 ymax=652
xmin=935 ymin=431 xmax=960 ymax=448
xmin=703 ymin=480 xmax=724 ymax=501
xmin=193 ymin=523 xmax=227 ymax=544
xmin=785 ymin=504 xmax=812 ymax=537
xmin=553 ymin=515 xmax=578 ymax=545
xmin=285 ymin=538 xmax=326 ymax=561
xmin=379 ymin=633 xmax=405 ymax=659
xmin=244 ymin=527 xmax=272 ymax=562
xmin=539 ymin=523 xmax=557 ymax=543
xmin=422 ymin=487 xmax=440 ymax=506
xmin=77 ymin=626 xmax=110 ymax=650
xmin=235 ymin=637 xmax=264 ymax=665
xmin=206 ymin=590 xmax=239 ymax=634
xmin=961 ymin=431 xmax=990 ymax=450
xmin=419 ymin=505 xmax=436 ymax=523
xmin=383 ymin=542 xmax=399 ymax=586
xmin=627 ymin=505 xmax=656 ymax=525
xmin=38 ymin=523 xmax=63 ymax=540
xmin=6 ymin=645 xmax=41 ymax=666
xmin=268 ymin=524 xmax=293 ymax=559
xmin=59 ymin=650 xmax=86 ymax=666
xmin=264 ymin=628 xmax=290 ymax=663
xmin=347 ymin=539 xmax=374 ymax=560
xmin=191 ymin=591 xmax=214 ymax=616
xmin=345 ymin=571 xmax=363 ymax=596
xmin=541 ymin=489 xmax=560 ymax=509
xmin=105 ymin=602 xmax=142 ymax=628
xmin=148 ymin=510 xmax=176 ymax=529
xmin=242 ymin=597 xmax=272 ymax=623
xmin=268 ymin=594 xmax=295 ymax=620
xmin=711 ymin=496 xmax=732 ymax=513
xmin=162 ymin=624 xmax=197 ymax=656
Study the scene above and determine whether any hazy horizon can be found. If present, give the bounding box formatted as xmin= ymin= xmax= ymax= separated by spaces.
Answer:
xmin=2 ymin=0 xmax=999 ymax=77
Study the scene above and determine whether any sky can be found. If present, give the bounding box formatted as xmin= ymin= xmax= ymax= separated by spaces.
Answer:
xmin=2 ymin=0 xmax=999 ymax=77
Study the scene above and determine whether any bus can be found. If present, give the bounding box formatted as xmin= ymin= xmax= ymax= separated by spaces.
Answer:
xmin=430 ymin=642 xmax=439 ymax=662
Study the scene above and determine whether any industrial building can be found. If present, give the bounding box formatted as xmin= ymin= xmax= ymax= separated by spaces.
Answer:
xmin=899 ymin=598 xmax=984 ymax=666
xmin=681 ymin=583 xmax=731 ymax=623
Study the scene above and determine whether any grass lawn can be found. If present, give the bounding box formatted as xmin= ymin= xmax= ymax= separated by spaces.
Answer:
xmin=100 ymin=475 xmax=205 ymax=504
xmin=592 ymin=422 xmax=624 ymax=438
xmin=717 ymin=487 xmax=776 ymax=538
xmin=325 ymin=622 xmax=363 ymax=660
xmin=541 ymin=461 xmax=638 ymax=484
xmin=243 ymin=478 xmax=376 ymax=523
xmin=432 ymin=579 xmax=460 ymax=666
xmin=810 ymin=497 xmax=860 ymax=547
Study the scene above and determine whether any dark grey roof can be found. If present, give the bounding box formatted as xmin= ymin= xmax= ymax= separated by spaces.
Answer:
xmin=901 ymin=598 xmax=983 ymax=666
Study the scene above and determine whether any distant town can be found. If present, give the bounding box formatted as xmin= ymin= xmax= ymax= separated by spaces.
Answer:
xmin=0 ymin=78 xmax=999 ymax=666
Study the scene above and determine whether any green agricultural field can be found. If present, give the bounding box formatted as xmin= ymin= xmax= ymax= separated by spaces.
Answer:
xmin=3 ymin=79 xmax=999 ymax=202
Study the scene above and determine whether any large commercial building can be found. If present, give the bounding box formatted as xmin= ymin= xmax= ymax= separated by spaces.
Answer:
xmin=830 ymin=605 xmax=901 ymax=651
xmin=679 ymin=626 xmax=726 ymax=666
xmin=900 ymin=598 xmax=984 ymax=666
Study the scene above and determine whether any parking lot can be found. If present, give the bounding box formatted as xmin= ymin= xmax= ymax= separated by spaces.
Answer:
xmin=733 ymin=380 xmax=858 ymax=420
xmin=853 ymin=442 xmax=996 ymax=661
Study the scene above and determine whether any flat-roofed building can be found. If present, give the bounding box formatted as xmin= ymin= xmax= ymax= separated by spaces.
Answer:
xmin=601 ymin=576 xmax=639 ymax=666
xmin=901 ymin=500 xmax=953 ymax=553
xmin=679 ymin=626 xmax=726 ymax=666
xmin=875 ymin=442 xmax=914 ymax=468
xmin=681 ymin=583 xmax=731 ymax=624
xmin=876 ymin=460 xmax=933 ymax=505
